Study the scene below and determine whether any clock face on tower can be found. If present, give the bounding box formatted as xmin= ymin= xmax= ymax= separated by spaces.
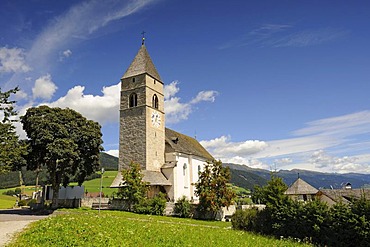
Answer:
xmin=151 ymin=110 xmax=161 ymax=128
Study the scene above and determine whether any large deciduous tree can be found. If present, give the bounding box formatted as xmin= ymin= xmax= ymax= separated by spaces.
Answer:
xmin=195 ymin=160 xmax=236 ymax=219
xmin=0 ymin=87 xmax=27 ymax=173
xmin=21 ymin=105 xmax=103 ymax=208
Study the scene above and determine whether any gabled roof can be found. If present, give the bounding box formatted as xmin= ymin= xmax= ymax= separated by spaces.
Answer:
xmin=122 ymin=45 xmax=161 ymax=81
xmin=285 ymin=178 xmax=318 ymax=195
xmin=165 ymin=128 xmax=214 ymax=161
xmin=319 ymin=189 xmax=370 ymax=204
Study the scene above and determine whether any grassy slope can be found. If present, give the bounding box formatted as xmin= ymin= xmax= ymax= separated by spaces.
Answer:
xmin=8 ymin=209 xmax=311 ymax=247
xmin=71 ymin=171 xmax=118 ymax=196
xmin=0 ymin=186 xmax=38 ymax=209
xmin=0 ymin=194 xmax=16 ymax=209
xmin=0 ymin=171 xmax=118 ymax=208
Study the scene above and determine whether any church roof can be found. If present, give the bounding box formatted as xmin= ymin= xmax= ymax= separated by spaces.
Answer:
xmin=110 ymin=170 xmax=171 ymax=188
xmin=122 ymin=45 xmax=162 ymax=81
xmin=142 ymin=170 xmax=171 ymax=186
xmin=165 ymin=128 xmax=214 ymax=161
xmin=285 ymin=178 xmax=318 ymax=195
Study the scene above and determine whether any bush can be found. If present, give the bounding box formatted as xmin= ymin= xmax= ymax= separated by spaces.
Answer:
xmin=134 ymin=193 xmax=166 ymax=216
xmin=232 ymin=208 xmax=259 ymax=231
xmin=18 ymin=200 xmax=28 ymax=206
xmin=174 ymin=196 xmax=192 ymax=218
xmin=2 ymin=189 xmax=17 ymax=196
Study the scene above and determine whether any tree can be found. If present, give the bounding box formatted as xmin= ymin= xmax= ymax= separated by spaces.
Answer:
xmin=195 ymin=160 xmax=236 ymax=219
xmin=117 ymin=162 xmax=149 ymax=211
xmin=0 ymin=87 xmax=27 ymax=173
xmin=251 ymin=174 xmax=288 ymax=206
xmin=21 ymin=106 xmax=103 ymax=208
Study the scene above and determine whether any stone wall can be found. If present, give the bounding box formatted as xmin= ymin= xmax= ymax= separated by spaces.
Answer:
xmin=81 ymin=197 xmax=109 ymax=208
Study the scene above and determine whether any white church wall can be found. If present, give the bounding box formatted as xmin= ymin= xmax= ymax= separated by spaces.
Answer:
xmin=171 ymin=153 xmax=208 ymax=202
xmin=174 ymin=155 xmax=190 ymax=201
xmin=189 ymin=158 xmax=208 ymax=202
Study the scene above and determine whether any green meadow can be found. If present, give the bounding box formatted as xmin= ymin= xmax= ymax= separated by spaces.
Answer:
xmin=0 ymin=171 xmax=119 ymax=209
xmin=7 ymin=209 xmax=311 ymax=247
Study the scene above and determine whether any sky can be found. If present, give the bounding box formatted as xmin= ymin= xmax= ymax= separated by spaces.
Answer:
xmin=1 ymin=0 xmax=370 ymax=174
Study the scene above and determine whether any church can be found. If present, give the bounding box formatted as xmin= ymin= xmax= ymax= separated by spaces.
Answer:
xmin=111 ymin=42 xmax=213 ymax=202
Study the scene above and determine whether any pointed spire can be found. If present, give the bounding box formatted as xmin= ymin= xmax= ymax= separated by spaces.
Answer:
xmin=122 ymin=44 xmax=161 ymax=81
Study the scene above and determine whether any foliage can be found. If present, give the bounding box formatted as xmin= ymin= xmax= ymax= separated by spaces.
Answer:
xmin=134 ymin=192 xmax=167 ymax=215
xmin=8 ymin=210 xmax=311 ymax=247
xmin=2 ymin=188 xmax=21 ymax=196
xmin=174 ymin=196 xmax=192 ymax=218
xmin=234 ymin=175 xmax=370 ymax=247
xmin=251 ymin=174 xmax=288 ymax=206
xmin=117 ymin=162 xmax=149 ymax=211
xmin=0 ymin=154 xmax=115 ymax=189
xmin=21 ymin=106 xmax=103 ymax=208
xmin=195 ymin=160 xmax=236 ymax=219
xmin=0 ymin=87 xmax=27 ymax=173
xmin=231 ymin=207 xmax=260 ymax=231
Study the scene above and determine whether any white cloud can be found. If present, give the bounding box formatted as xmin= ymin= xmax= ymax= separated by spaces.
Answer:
xmin=164 ymin=81 xmax=218 ymax=124
xmin=200 ymin=136 xmax=268 ymax=165
xmin=47 ymin=83 xmax=120 ymax=124
xmin=164 ymin=80 xmax=180 ymax=100
xmin=5 ymin=0 xmax=158 ymax=89
xmin=201 ymin=110 xmax=370 ymax=173
xmin=293 ymin=111 xmax=370 ymax=137
xmin=0 ymin=47 xmax=31 ymax=73
xmin=309 ymin=150 xmax=370 ymax=173
xmin=219 ymin=24 xmax=348 ymax=49
xmin=59 ymin=49 xmax=72 ymax=61
xmin=190 ymin=90 xmax=218 ymax=104
xmin=105 ymin=150 xmax=119 ymax=158
xmin=32 ymin=74 xmax=58 ymax=100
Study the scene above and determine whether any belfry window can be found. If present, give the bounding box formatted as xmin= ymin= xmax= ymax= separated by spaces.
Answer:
xmin=152 ymin=94 xmax=159 ymax=109
xmin=129 ymin=93 xmax=137 ymax=107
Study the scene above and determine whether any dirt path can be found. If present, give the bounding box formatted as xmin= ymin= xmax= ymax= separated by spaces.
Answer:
xmin=0 ymin=209 xmax=50 ymax=246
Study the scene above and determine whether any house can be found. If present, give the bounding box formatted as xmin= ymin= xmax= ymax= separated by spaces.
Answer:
xmin=316 ymin=188 xmax=370 ymax=206
xmin=284 ymin=177 xmax=318 ymax=202
xmin=111 ymin=41 xmax=213 ymax=202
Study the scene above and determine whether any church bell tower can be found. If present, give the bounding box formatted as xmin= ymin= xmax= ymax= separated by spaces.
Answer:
xmin=119 ymin=42 xmax=165 ymax=172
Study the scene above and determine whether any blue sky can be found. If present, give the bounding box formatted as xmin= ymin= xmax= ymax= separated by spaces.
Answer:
xmin=1 ymin=0 xmax=370 ymax=173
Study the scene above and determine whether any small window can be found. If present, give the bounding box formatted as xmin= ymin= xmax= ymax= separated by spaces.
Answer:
xmin=132 ymin=77 xmax=136 ymax=82
xmin=154 ymin=79 xmax=156 ymax=84
xmin=129 ymin=93 xmax=137 ymax=107
xmin=152 ymin=94 xmax=159 ymax=109
xmin=198 ymin=165 xmax=201 ymax=173
xmin=183 ymin=163 xmax=187 ymax=176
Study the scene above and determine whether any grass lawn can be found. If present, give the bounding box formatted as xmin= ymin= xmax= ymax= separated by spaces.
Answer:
xmin=0 ymin=186 xmax=38 ymax=209
xmin=8 ymin=209 xmax=311 ymax=247
xmin=0 ymin=193 xmax=16 ymax=209
xmin=71 ymin=171 xmax=118 ymax=197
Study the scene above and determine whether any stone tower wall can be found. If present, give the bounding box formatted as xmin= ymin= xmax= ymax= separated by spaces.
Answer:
xmin=119 ymin=74 xmax=165 ymax=171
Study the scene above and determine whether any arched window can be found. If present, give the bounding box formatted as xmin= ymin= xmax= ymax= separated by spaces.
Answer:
xmin=152 ymin=94 xmax=158 ymax=109
xmin=129 ymin=93 xmax=137 ymax=107
xmin=183 ymin=163 xmax=187 ymax=176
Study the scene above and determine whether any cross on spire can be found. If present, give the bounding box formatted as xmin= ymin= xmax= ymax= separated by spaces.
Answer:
xmin=141 ymin=31 xmax=146 ymax=45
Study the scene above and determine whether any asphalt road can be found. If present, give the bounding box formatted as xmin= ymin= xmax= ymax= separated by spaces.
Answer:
xmin=0 ymin=209 xmax=51 ymax=246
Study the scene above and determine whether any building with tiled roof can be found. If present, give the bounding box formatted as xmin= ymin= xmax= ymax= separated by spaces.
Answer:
xmin=111 ymin=42 xmax=213 ymax=202
xmin=285 ymin=177 xmax=318 ymax=202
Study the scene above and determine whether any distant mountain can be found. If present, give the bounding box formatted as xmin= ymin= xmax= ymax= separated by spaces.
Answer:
xmin=224 ymin=163 xmax=370 ymax=190
xmin=100 ymin=152 xmax=118 ymax=171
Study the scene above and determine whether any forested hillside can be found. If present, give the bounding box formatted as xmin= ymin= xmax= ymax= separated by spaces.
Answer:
xmin=0 ymin=152 xmax=118 ymax=188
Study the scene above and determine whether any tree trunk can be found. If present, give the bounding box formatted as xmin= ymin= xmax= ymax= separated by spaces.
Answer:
xmin=51 ymin=171 xmax=61 ymax=209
